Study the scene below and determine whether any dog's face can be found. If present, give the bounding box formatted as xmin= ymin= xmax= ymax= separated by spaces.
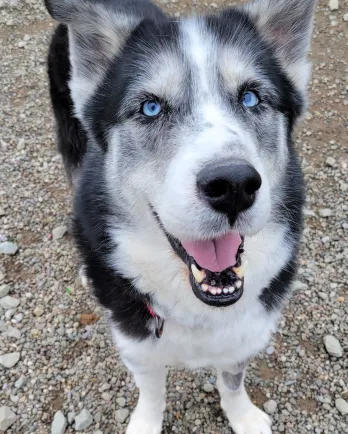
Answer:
xmin=46 ymin=0 xmax=314 ymax=307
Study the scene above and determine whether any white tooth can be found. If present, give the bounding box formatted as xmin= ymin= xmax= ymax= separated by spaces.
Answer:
xmin=191 ymin=264 xmax=206 ymax=283
xmin=223 ymin=288 xmax=229 ymax=294
xmin=236 ymin=280 xmax=242 ymax=289
xmin=216 ymin=288 xmax=222 ymax=295
xmin=210 ymin=288 xmax=217 ymax=295
xmin=229 ymin=286 xmax=235 ymax=294
xmin=201 ymin=284 xmax=209 ymax=292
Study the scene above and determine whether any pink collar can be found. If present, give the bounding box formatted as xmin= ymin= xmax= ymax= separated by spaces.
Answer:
xmin=147 ymin=304 xmax=165 ymax=338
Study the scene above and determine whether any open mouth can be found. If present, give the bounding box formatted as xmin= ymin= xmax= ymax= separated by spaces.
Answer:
xmin=164 ymin=229 xmax=245 ymax=307
xmin=183 ymin=234 xmax=245 ymax=307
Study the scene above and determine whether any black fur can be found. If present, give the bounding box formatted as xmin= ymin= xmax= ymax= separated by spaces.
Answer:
xmin=47 ymin=24 xmax=87 ymax=182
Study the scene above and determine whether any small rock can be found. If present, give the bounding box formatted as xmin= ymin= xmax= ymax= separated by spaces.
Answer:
xmin=344 ymin=13 xmax=348 ymax=21
xmin=33 ymin=305 xmax=44 ymax=317
xmin=323 ymin=335 xmax=343 ymax=358
xmin=52 ymin=226 xmax=68 ymax=241
xmin=328 ymin=0 xmax=339 ymax=10
xmin=17 ymin=138 xmax=25 ymax=150
xmin=292 ymin=281 xmax=309 ymax=292
xmin=116 ymin=397 xmax=126 ymax=408
xmin=0 ymin=296 xmax=20 ymax=310
xmin=264 ymin=400 xmax=278 ymax=415
xmin=318 ymin=292 xmax=328 ymax=301
xmin=319 ymin=208 xmax=333 ymax=218
xmin=266 ymin=346 xmax=275 ymax=355
xmin=15 ymin=376 xmax=27 ymax=389
xmin=0 ymin=284 xmax=10 ymax=298
xmin=115 ymin=409 xmax=129 ymax=423
xmin=203 ymin=383 xmax=214 ymax=393
xmin=74 ymin=409 xmax=93 ymax=431
xmin=0 ymin=406 xmax=17 ymax=431
xmin=13 ymin=313 xmax=24 ymax=323
xmin=51 ymin=411 xmax=67 ymax=434
xmin=0 ymin=242 xmax=18 ymax=255
xmin=101 ymin=392 xmax=111 ymax=401
xmin=0 ymin=352 xmax=20 ymax=368
xmin=5 ymin=309 xmax=17 ymax=320
xmin=3 ymin=326 xmax=21 ymax=339
xmin=326 ymin=156 xmax=336 ymax=167
xmin=303 ymin=208 xmax=316 ymax=218
xmin=335 ymin=398 xmax=348 ymax=415
xmin=94 ymin=431 xmax=103 ymax=434
xmin=0 ymin=207 xmax=5 ymax=216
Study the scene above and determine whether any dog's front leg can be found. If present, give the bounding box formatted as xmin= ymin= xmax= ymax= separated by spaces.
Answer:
xmin=125 ymin=365 xmax=166 ymax=434
xmin=216 ymin=365 xmax=272 ymax=434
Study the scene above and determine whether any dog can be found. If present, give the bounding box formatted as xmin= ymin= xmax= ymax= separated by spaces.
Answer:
xmin=45 ymin=0 xmax=315 ymax=432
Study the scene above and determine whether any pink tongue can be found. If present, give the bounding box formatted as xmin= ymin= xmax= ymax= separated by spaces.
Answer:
xmin=182 ymin=233 xmax=242 ymax=273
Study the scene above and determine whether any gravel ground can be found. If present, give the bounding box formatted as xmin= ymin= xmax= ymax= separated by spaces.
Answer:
xmin=0 ymin=0 xmax=347 ymax=433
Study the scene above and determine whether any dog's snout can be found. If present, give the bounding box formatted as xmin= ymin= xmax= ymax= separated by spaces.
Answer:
xmin=197 ymin=159 xmax=262 ymax=220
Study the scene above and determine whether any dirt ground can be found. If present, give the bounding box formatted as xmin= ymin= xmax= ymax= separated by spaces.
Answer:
xmin=0 ymin=0 xmax=347 ymax=433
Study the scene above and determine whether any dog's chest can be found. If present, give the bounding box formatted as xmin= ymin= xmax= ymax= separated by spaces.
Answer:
xmin=112 ymin=302 xmax=279 ymax=370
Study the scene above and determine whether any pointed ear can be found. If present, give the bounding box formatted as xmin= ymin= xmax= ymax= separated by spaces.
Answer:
xmin=245 ymin=0 xmax=316 ymax=91
xmin=45 ymin=0 xmax=150 ymax=119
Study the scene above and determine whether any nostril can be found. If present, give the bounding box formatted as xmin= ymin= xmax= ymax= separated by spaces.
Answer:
xmin=243 ymin=175 xmax=262 ymax=196
xmin=204 ymin=179 xmax=230 ymax=199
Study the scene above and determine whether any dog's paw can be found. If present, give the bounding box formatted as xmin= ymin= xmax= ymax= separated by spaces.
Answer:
xmin=228 ymin=404 xmax=272 ymax=434
xmin=126 ymin=411 xmax=163 ymax=434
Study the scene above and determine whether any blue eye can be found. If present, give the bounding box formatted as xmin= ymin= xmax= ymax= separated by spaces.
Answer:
xmin=242 ymin=91 xmax=259 ymax=108
xmin=142 ymin=100 xmax=162 ymax=117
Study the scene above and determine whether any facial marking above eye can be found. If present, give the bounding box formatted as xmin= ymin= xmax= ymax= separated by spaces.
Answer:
xmin=242 ymin=91 xmax=259 ymax=108
xmin=142 ymin=100 xmax=162 ymax=117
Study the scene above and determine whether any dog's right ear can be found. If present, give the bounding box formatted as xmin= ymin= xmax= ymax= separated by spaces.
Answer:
xmin=45 ymin=0 xmax=147 ymax=119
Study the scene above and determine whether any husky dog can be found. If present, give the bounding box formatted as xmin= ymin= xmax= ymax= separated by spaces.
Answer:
xmin=45 ymin=0 xmax=315 ymax=432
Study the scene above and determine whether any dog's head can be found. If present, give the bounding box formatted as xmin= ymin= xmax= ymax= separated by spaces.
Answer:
xmin=46 ymin=0 xmax=314 ymax=307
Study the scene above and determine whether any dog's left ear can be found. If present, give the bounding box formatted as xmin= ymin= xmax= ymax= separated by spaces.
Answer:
xmin=245 ymin=0 xmax=316 ymax=91
xmin=45 ymin=0 xmax=161 ymax=120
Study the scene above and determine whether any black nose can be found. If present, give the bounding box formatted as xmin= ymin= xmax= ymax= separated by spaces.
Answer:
xmin=197 ymin=159 xmax=262 ymax=223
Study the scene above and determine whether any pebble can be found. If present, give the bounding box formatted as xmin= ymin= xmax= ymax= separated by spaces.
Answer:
xmin=116 ymin=397 xmax=126 ymax=407
xmin=52 ymin=225 xmax=68 ymax=241
xmin=0 ymin=352 xmax=21 ymax=368
xmin=319 ymin=208 xmax=333 ymax=217
xmin=335 ymin=398 xmax=348 ymax=415
xmin=0 ymin=284 xmax=10 ymax=298
xmin=17 ymin=138 xmax=25 ymax=150
xmin=318 ymin=292 xmax=328 ymax=301
xmin=203 ymin=383 xmax=214 ymax=393
xmin=115 ymin=409 xmax=129 ymax=423
xmin=292 ymin=281 xmax=309 ymax=291
xmin=33 ymin=305 xmax=44 ymax=317
xmin=0 ymin=241 xmax=18 ymax=255
xmin=323 ymin=335 xmax=343 ymax=358
xmin=344 ymin=13 xmax=348 ymax=21
xmin=329 ymin=0 xmax=339 ymax=11
xmin=15 ymin=376 xmax=27 ymax=389
xmin=0 ymin=406 xmax=17 ymax=431
xmin=326 ymin=156 xmax=336 ymax=167
xmin=74 ymin=409 xmax=93 ymax=431
xmin=0 ymin=296 xmax=20 ymax=309
xmin=266 ymin=346 xmax=275 ymax=355
xmin=264 ymin=400 xmax=278 ymax=415
xmin=3 ymin=326 xmax=21 ymax=339
xmin=51 ymin=411 xmax=67 ymax=434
